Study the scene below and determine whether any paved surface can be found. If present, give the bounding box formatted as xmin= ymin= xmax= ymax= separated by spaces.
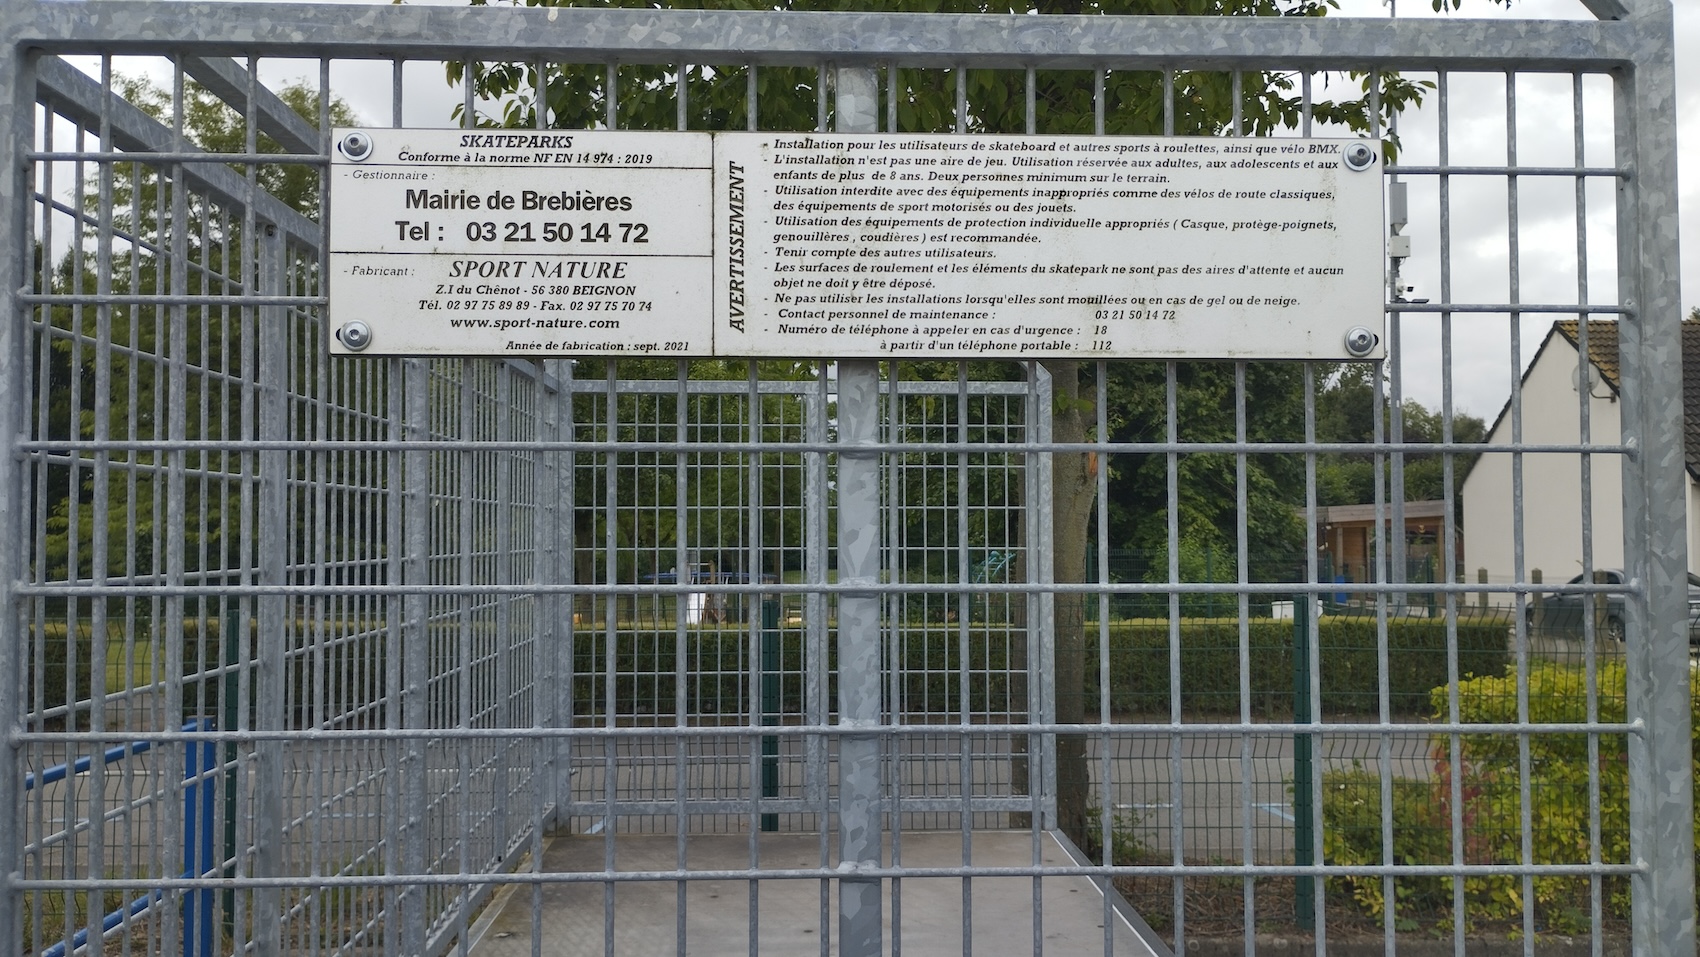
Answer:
xmin=469 ymin=831 xmax=1165 ymax=957
xmin=562 ymin=727 xmax=1436 ymax=862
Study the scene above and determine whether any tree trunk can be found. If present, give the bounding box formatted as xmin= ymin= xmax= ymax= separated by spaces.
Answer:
xmin=1043 ymin=359 xmax=1098 ymax=850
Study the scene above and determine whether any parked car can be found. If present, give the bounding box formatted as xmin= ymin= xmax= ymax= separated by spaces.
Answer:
xmin=1525 ymin=569 xmax=1700 ymax=642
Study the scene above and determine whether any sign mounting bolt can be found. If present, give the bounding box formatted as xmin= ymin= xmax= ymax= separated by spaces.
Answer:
xmin=1344 ymin=326 xmax=1379 ymax=358
xmin=338 ymin=321 xmax=373 ymax=352
xmin=1341 ymin=142 xmax=1377 ymax=172
xmin=339 ymin=131 xmax=374 ymax=162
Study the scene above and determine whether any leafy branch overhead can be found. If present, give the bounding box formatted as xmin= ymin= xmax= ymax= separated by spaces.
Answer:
xmin=453 ymin=0 xmax=1432 ymax=161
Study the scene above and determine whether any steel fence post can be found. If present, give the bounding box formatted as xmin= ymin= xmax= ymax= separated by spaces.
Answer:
xmin=0 ymin=35 xmax=33 ymax=957
xmin=835 ymin=59 xmax=884 ymax=957
xmin=1613 ymin=3 xmax=1694 ymax=954
xmin=399 ymin=359 xmax=432 ymax=957
xmin=253 ymin=221 xmax=287 ymax=957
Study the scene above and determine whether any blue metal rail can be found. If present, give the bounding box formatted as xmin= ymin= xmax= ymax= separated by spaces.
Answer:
xmin=26 ymin=720 xmax=217 ymax=957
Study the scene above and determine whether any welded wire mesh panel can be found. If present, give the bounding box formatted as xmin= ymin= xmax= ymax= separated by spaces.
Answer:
xmin=10 ymin=50 xmax=557 ymax=957
xmin=1 ymin=4 xmax=1690 ymax=957
xmin=561 ymin=370 xmax=1037 ymax=836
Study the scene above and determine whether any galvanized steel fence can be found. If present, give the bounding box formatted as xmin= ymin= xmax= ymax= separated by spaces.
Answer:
xmin=0 ymin=1 xmax=1691 ymax=956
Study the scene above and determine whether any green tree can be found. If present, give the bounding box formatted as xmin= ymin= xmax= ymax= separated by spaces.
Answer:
xmin=1314 ymin=363 xmax=1486 ymax=516
xmin=454 ymin=0 xmax=1453 ymax=849
xmin=40 ymin=76 xmax=358 ymax=587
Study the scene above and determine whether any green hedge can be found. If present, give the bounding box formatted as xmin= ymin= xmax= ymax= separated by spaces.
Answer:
xmin=1083 ymin=614 xmax=1510 ymax=717
xmin=1323 ymin=659 xmax=1697 ymax=933
xmin=30 ymin=610 xmax=1510 ymax=722
xmin=568 ymin=612 xmax=1510 ymax=719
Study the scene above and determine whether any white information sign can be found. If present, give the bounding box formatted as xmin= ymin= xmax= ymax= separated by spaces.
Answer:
xmin=329 ymin=128 xmax=713 ymax=356
xmin=713 ymin=133 xmax=1384 ymax=360
xmin=330 ymin=129 xmax=1384 ymax=360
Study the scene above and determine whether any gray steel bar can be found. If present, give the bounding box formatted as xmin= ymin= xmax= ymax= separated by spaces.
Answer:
xmin=810 ymin=373 xmax=831 ymax=957
xmin=8 ymin=2 xmax=1651 ymax=72
xmin=535 ymin=363 xmax=561 ymax=957
xmin=1435 ymin=69 xmax=1467 ymax=957
xmin=1234 ymin=361 xmax=1253 ymax=948
xmin=84 ymin=60 xmax=115 ymax=955
xmin=180 ymin=56 xmax=319 ymax=154
xmin=28 ymin=147 xmax=320 ymax=163
xmin=1571 ymin=71 xmax=1605 ymax=957
xmin=254 ymin=220 xmax=288 ymax=957
xmin=1096 ymin=359 xmax=1116 ymax=957
xmin=804 ymin=381 xmax=827 ymax=817
xmin=1386 ymin=164 xmax=1624 ymax=177
xmin=11 ymin=577 xmax=1643 ymax=602
xmin=383 ymin=353 xmax=404 ymax=957
xmin=456 ymin=361 xmax=478 ymax=951
xmin=835 ymin=63 xmax=883 ymax=957
xmin=744 ymin=360 xmax=762 ymax=957
xmin=13 ymin=435 xmax=1635 ymax=457
xmin=1505 ymin=71 xmax=1539 ymax=957
xmin=607 ymin=62 xmax=618 ymax=128
xmin=1028 ymin=363 xmax=1056 ymax=837
xmin=492 ymin=362 xmax=514 ymax=933
xmin=1165 ymin=362 xmax=1182 ymax=949
xmin=955 ymin=363 xmax=974 ymax=956
xmin=33 ymin=56 xmax=319 ymax=246
xmin=9 ymin=857 xmax=1647 ymax=891
xmin=11 ymin=716 xmax=1644 ymax=744
xmin=1612 ymin=4 xmax=1695 ymax=953
xmin=600 ymin=363 xmax=618 ymax=957
xmin=0 ymin=41 xmax=34 ymax=957
xmin=555 ymin=358 xmax=577 ymax=840
xmin=1579 ymin=0 xmax=1633 ymax=18
xmin=399 ymin=359 xmax=432 ymax=957
xmin=1303 ymin=363 xmax=1324 ymax=951
xmin=672 ymin=364 xmax=689 ymax=957
xmin=161 ymin=64 xmax=191 ymax=957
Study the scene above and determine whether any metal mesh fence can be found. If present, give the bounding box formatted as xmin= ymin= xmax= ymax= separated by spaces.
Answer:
xmin=0 ymin=2 xmax=1691 ymax=956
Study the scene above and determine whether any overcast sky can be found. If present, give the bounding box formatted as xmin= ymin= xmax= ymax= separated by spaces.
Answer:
xmin=71 ymin=0 xmax=1695 ymax=421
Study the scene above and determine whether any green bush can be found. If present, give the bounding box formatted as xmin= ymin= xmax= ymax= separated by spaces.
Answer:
xmin=1321 ymin=768 xmax=1454 ymax=924
xmin=1321 ymin=659 xmax=1697 ymax=933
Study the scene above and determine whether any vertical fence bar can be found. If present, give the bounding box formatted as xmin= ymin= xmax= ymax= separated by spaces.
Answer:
xmin=1291 ymin=599 xmax=1313 ymax=929
xmin=399 ymin=358 xmax=433 ymax=957
xmin=253 ymin=221 xmax=288 ymax=957
xmin=1568 ymin=71 xmax=1605 ymax=957
xmin=1612 ymin=7 xmax=1694 ymax=952
xmin=162 ymin=63 xmax=191 ymax=957
xmin=0 ymin=38 xmax=32 ymax=957
xmin=834 ymin=61 xmax=883 ymax=957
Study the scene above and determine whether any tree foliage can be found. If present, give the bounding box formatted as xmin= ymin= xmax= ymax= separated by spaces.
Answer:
xmin=39 ymin=76 xmax=357 ymax=586
xmin=1314 ymin=363 xmax=1487 ymax=515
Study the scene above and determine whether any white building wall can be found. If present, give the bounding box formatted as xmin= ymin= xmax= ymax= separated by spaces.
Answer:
xmin=1690 ymin=480 xmax=1700 ymax=577
xmin=1460 ymin=338 xmax=1624 ymax=605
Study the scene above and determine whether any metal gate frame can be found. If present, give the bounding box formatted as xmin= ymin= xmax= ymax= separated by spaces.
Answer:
xmin=0 ymin=0 xmax=1689 ymax=954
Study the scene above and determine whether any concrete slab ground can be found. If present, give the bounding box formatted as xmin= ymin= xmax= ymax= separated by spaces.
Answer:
xmin=468 ymin=830 xmax=1166 ymax=957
